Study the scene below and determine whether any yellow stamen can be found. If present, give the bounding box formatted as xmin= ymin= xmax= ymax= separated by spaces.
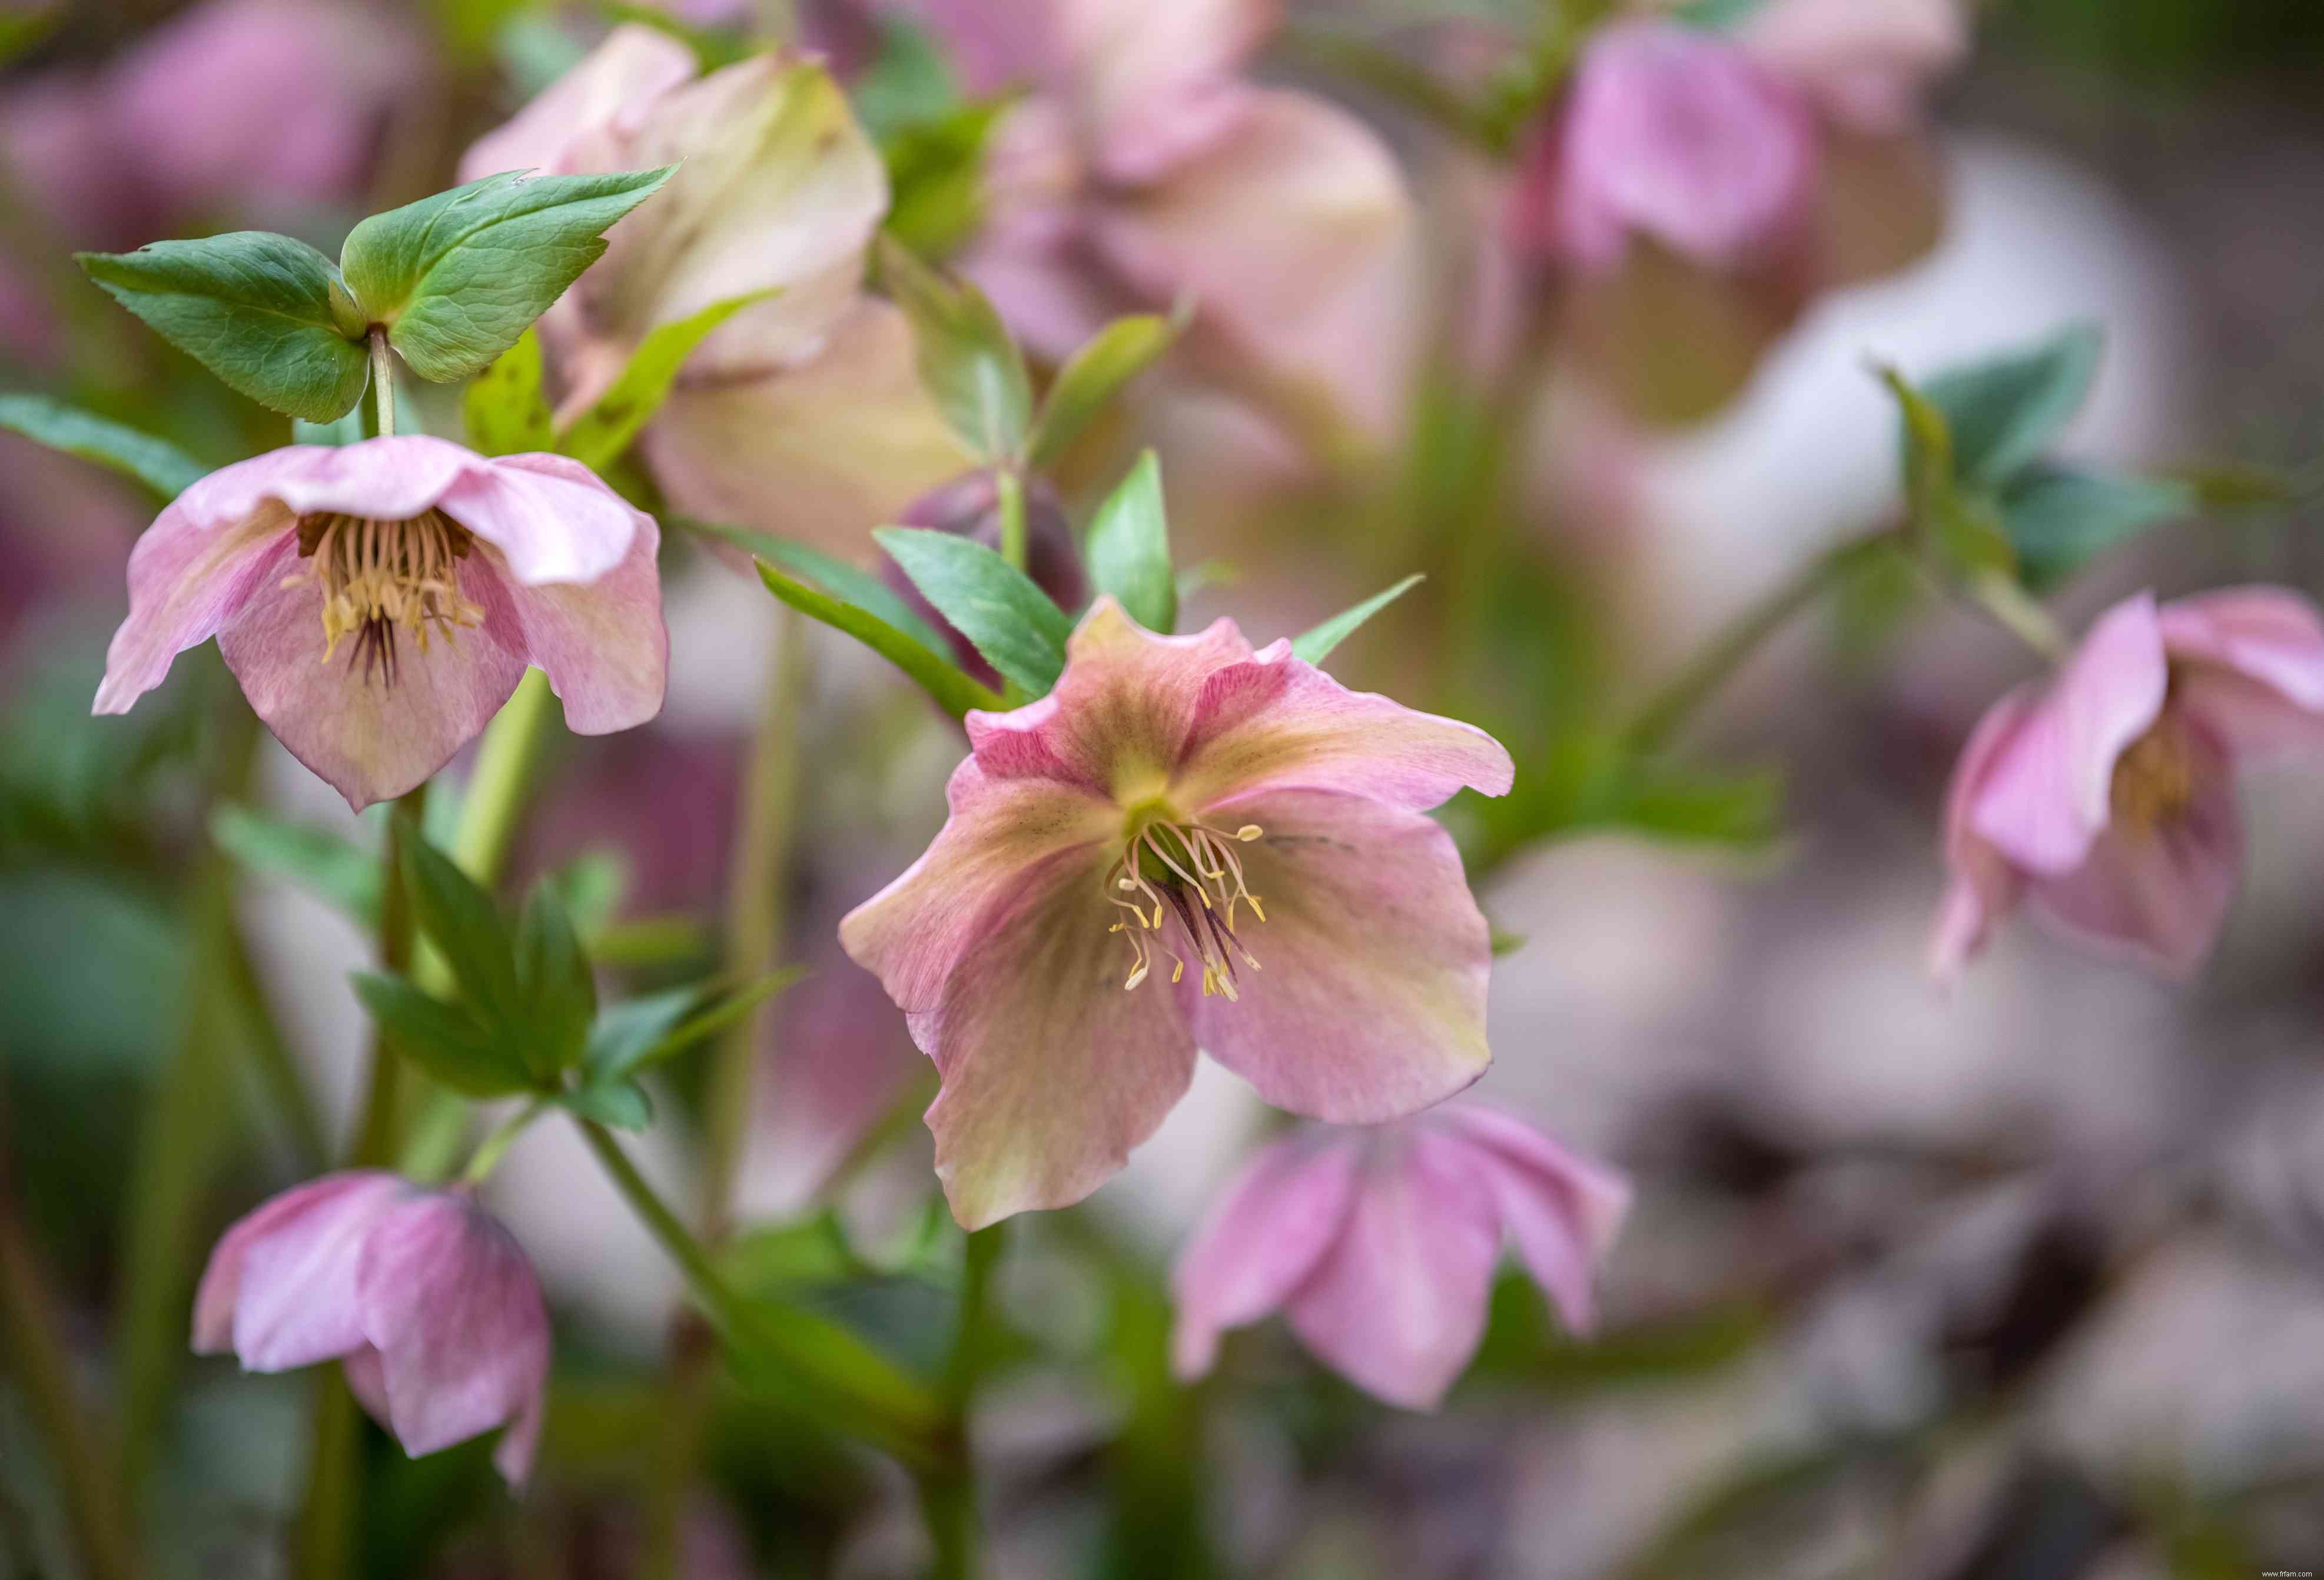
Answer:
xmin=280 ymin=509 xmax=484 ymax=685
xmin=1100 ymin=812 xmax=1268 ymax=993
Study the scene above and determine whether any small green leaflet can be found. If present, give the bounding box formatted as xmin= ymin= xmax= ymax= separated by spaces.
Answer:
xmin=557 ymin=288 xmax=776 ymax=472
xmin=875 ymin=526 xmax=1074 ymax=695
xmin=0 ymin=394 xmax=208 ymax=499
xmin=210 ymin=805 xmax=380 ymax=927
xmin=877 ymin=234 xmax=1032 ymax=462
xmin=1292 ymin=575 xmax=1425 ymax=665
xmin=753 ymin=558 xmax=1002 ymax=721
xmin=1025 ymin=311 xmax=1180 ymax=470
xmin=2002 ymin=466 xmax=2192 ymax=592
xmin=78 ymin=234 xmax=372 ymax=421
xmin=463 ymin=328 xmax=554 ymax=456
xmin=351 ymin=971 xmax=533 ymax=1097
xmin=680 ymin=517 xmax=953 ymax=659
xmin=341 ymin=165 xmax=676 ymax=383
xmin=1920 ymin=321 xmax=2102 ymax=486
xmin=1083 ymin=451 xmax=1176 ymax=634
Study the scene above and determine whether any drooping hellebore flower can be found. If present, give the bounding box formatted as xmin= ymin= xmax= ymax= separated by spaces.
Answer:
xmin=1933 ymin=587 xmax=2324 ymax=982
xmin=193 ymin=1171 xmax=551 ymax=1484
xmin=94 ymin=436 xmax=666 ymax=811
xmin=1171 ymin=1105 xmax=1631 ymax=1408
xmin=841 ymin=598 xmax=1515 ymax=1228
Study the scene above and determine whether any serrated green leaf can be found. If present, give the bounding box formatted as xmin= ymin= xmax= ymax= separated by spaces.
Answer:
xmin=401 ymin=832 xmax=523 ymax=1030
xmin=2003 ymin=466 xmax=2192 ymax=592
xmin=557 ymin=289 xmax=775 ymax=471
xmin=562 ymin=1077 xmax=654 ymax=1130
xmin=876 ymin=234 xmax=1032 ymax=461
xmin=463 ymin=327 xmax=553 ymax=456
xmin=351 ymin=972 xmax=532 ymax=1097
xmin=515 ymin=881 xmax=596 ymax=1080
xmin=78 ymin=234 xmax=370 ymax=421
xmin=1291 ymin=574 xmax=1425 ymax=665
xmin=753 ymin=557 xmax=1004 ymax=721
xmin=0 ymin=393 xmax=208 ymax=500
xmin=680 ymin=516 xmax=952 ymax=658
xmin=341 ymin=166 xmax=676 ymax=383
xmin=1026 ymin=313 xmax=1178 ymax=470
xmin=209 ymin=805 xmax=380 ymax=927
xmin=1083 ymin=450 xmax=1176 ymax=634
xmin=1922 ymin=321 xmax=2102 ymax=485
xmin=874 ymin=526 xmax=1073 ymax=695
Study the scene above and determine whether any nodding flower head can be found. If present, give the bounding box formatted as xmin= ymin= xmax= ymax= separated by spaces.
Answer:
xmin=95 ymin=435 xmax=668 ymax=811
xmin=841 ymin=596 xmax=1515 ymax=1229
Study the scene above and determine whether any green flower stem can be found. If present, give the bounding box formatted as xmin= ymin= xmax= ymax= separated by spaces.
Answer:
xmin=920 ymin=1223 xmax=1005 ymax=1580
xmin=369 ymin=328 xmax=396 ymax=438
xmin=0 ymin=1159 xmax=141 ymax=1580
xmin=460 ymin=1098 xmax=550 ymax=1187
xmin=995 ymin=468 xmax=1028 ymax=574
xmin=1967 ymin=569 xmax=2069 ymax=663
xmin=573 ymin=1118 xmax=955 ymax=1470
xmin=450 ymin=668 xmax=557 ymax=887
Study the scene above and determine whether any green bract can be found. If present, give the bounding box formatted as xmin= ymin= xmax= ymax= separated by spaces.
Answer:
xmin=875 ymin=525 xmax=1074 ymax=695
xmin=877 ymin=234 xmax=1032 ymax=462
xmin=1083 ymin=451 xmax=1176 ymax=635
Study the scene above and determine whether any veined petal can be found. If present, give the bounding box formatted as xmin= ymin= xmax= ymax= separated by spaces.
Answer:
xmin=914 ymin=845 xmax=1200 ymax=1227
xmin=965 ymin=598 xmax=1257 ymax=795
xmin=1434 ymin=1106 xmax=1629 ymax=1336
xmin=219 ymin=1172 xmax=413 ymax=1372
xmin=440 ymin=452 xmax=644 ymax=587
xmin=1170 ymin=1131 xmax=1362 ymax=1380
xmin=455 ymin=23 xmax=696 ymax=184
xmin=218 ymin=550 xmax=529 ymax=812
xmin=94 ymin=494 xmax=289 ymax=716
xmin=1971 ymin=592 xmax=2167 ymax=875
xmin=1173 ymin=638 xmax=1513 ymax=813
xmin=840 ymin=757 xmax=1117 ymax=1014
xmin=1929 ymin=687 xmax=2039 ymax=984
xmin=2162 ymin=586 xmax=2324 ymax=756
xmin=182 ymin=436 xmax=480 ymax=527
xmin=1179 ymin=789 xmax=1492 ymax=1124
xmin=488 ymin=497 xmax=666 ymax=735
xmin=354 ymin=1192 xmax=550 ymax=1479
xmin=1284 ymin=1127 xmax=1500 ymax=1410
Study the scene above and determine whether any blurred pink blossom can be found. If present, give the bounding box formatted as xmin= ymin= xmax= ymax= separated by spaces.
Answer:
xmin=841 ymin=598 xmax=1513 ymax=1228
xmin=193 ymin=1171 xmax=551 ymax=1484
xmin=1933 ymin=588 xmax=2324 ymax=982
xmin=1171 ymin=1106 xmax=1629 ymax=1408
xmin=95 ymin=436 xmax=666 ymax=811
xmin=1739 ymin=0 xmax=1968 ymax=137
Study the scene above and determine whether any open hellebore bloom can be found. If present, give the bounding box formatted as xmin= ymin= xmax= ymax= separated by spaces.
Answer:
xmin=1933 ymin=588 xmax=2324 ymax=982
xmin=193 ymin=1172 xmax=551 ymax=1484
xmin=94 ymin=436 xmax=666 ymax=811
xmin=1171 ymin=1105 xmax=1631 ymax=1408
xmin=841 ymin=598 xmax=1514 ymax=1228
xmin=459 ymin=25 xmax=971 ymax=552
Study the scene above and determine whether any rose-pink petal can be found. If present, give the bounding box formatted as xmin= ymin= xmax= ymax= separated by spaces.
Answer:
xmin=486 ymin=477 xmax=668 ymax=736
xmin=456 ymin=24 xmax=696 ymax=184
xmin=441 ymin=450 xmax=641 ymax=587
xmin=1928 ymin=686 xmax=2040 ymax=984
xmin=93 ymin=493 xmax=291 ymax=716
xmin=1741 ymin=0 xmax=1966 ymax=137
xmin=2160 ymin=586 xmax=2324 ymax=756
xmin=1284 ymin=1127 xmax=1501 ymax=1410
xmin=1435 ymin=1106 xmax=1630 ymax=1336
xmin=1970 ymin=592 xmax=2168 ymax=875
xmin=219 ymin=1172 xmax=413 ymax=1372
xmin=1178 ymin=789 xmax=1493 ymax=1125
xmin=192 ymin=1171 xmax=406 ymax=1357
xmin=1170 ymin=1131 xmax=1362 ymax=1380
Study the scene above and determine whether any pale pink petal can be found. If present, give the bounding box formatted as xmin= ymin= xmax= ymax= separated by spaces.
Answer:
xmin=487 ymin=489 xmax=667 ymax=735
xmin=1928 ymin=687 xmax=2039 ymax=984
xmin=1172 ymin=638 xmax=1513 ymax=813
xmin=456 ymin=24 xmax=696 ymax=184
xmin=220 ymin=1172 xmax=413 ymax=1372
xmin=1434 ymin=1106 xmax=1629 ymax=1335
xmin=2160 ymin=586 xmax=2324 ymax=756
xmin=440 ymin=451 xmax=643 ymax=586
xmin=1170 ymin=1131 xmax=1362 ymax=1380
xmin=888 ymin=0 xmax=1060 ymax=96
xmin=180 ymin=436 xmax=480 ymax=529
xmin=94 ymin=496 xmax=290 ymax=715
xmin=1741 ymin=0 xmax=1966 ymax=137
xmin=1970 ymin=593 xmax=2168 ymax=875
xmin=193 ymin=1171 xmax=406 ymax=1357
xmin=839 ymin=757 xmax=1118 ymax=1015
xmin=1284 ymin=1128 xmax=1501 ymax=1409
xmin=2028 ymin=727 xmax=2242 ymax=979
xmin=1177 ymin=789 xmax=1492 ymax=1124
xmin=963 ymin=598 xmax=1257 ymax=793
xmin=217 ymin=549 xmax=530 ymax=811
xmin=1060 ymin=0 xmax=1271 ymax=182
xmin=340 ymin=1345 xmax=391 ymax=1424
xmin=912 ymin=847 xmax=1201 ymax=1227
xmin=354 ymin=1192 xmax=550 ymax=1481
xmin=646 ymin=300 xmax=978 ymax=558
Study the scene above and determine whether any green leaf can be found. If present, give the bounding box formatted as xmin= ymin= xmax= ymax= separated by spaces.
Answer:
xmin=874 ymin=526 xmax=1073 ymax=695
xmin=876 ymin=234 xmax=1032 ymax=460
xmin=209 ymin=805 xmax=380 ymax=927
xmin=0 ymin=5 xmax=59 ymax=67
xmin=400 ymin=832 xmax=523 ymax=1030
xmin=1878 ymin=364 xmax=2017 ymax=579
xmin=616 ymin=967 xmax=805 ymax=1080
xmin=753 ymin=558 xmax=1004 ymax=721
xmin=293 ymin=410 xmax=366 ymax=446
xmin=515 ymin=882 xmax=596 ymax=1080
xmin=585 ymin=985 xmax=705 ymax=1080
xmin=1082 ymin=451 xmax=1176 ymax=634
xmin=1025 ymin=313 xmax=1178 ymax=470
xmin=463 ymin=327 xmax=553 ymax=456
xmin=1291 ymin=574 xmax=1425 ymax=665
xmin=680 ymin=517 xmax=952 ymax=658
xmin=881 ymin=98 xmax=1007 ymax=260
xmin=77 ymin=234 xmax=370 ymax=421
xmin=1921 ymin=321 xmax=2102 ymax=484
xmin=2002 ymin=466 xmax=2193 ymax=592
xmin=1673 ymin=0 xmax=1774 ymax=28
xmin=351 ymin=972 xmax=532 ymax=1097
xmin=557 ymin=289 xmax=776 ymax=471
xmin=340 ymin=167 xmax=676 ymax=383
xmin=0 ymin=394 xmax=208 ymax=500
xmin=550 ymin=848 xmax=631 ymax=941
xmin=562 ymin=1077 xmax=654 ymax=1130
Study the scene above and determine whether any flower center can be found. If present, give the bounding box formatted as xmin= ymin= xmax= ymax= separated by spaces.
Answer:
xmin=2110 ymin=712 xmax=2196 ymax=833
xmin=284 ymin=510 xmax=484 ymax=686
xmin=1104 ymin=809 xmax=1267 ymax=998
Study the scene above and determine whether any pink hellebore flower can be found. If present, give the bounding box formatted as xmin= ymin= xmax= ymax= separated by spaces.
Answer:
xmin=841 ymin=598 xmax=1515 ymax=1229
xmin=1171 ymin=1106 xmax=1631 ymax=1409
xmin=192 ymin=1172 xmax=552 ymax=1485
xmin=94 ymin=436 xmax=666 ymax=812
xmin=457 ymin=25 xmax=972 ymax=553
xmin=1933 ymin=588 xmax=2324 ymax=982
xmin=1510 ymin=20 xmax=1820 ymax=277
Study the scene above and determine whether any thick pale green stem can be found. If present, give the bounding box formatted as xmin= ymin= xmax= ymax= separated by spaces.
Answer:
xmin=1968 ymin=570 xmax=2070 ymax=663
xmin=369 ymin=329 xmax=396 ymax=439
xmin=461 ymin=1099 xmax=550 ymax=1187
xmin=451 ymin=669 xmax=556 ymax=885
xmin=995 ymin=469 xmax=1028 ymax=574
